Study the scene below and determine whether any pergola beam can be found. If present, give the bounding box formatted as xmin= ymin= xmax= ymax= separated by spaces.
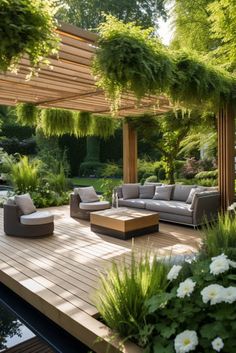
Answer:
xmin=218 ymin=104 xmax=235 ymax=210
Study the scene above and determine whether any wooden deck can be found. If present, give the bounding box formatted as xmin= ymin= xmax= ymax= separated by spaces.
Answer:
xmin=0 ymin=206 xmax=201 ymax=353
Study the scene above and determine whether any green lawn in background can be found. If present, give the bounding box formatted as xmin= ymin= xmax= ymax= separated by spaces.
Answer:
xmin=70 ymin=177 xmax=122 ymax=193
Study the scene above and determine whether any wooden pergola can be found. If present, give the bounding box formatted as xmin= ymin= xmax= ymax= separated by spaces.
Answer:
xmin=0 ymin=22 xmax=234 ymax=209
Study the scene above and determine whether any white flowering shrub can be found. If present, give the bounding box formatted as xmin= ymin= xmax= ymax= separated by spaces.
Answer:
xmin=142 ymin=253 xmax=236 ymax=353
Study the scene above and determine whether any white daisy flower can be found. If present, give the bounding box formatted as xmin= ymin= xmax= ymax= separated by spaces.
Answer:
xmin=210 ymin=255 xmax=230 ymax=275
xmin=212 ymin=337 xmax=224 ymax=352
xmin=174 ymin=330 xmax=198 ymax=353
xmin=224 ymin=286 xmax=236 ymax=304
xmin=177 ymin=278 xmax=196 ymax=298
xmin=201 ymin=284 xmax=224 ymax=305
xmin=167 ymin=265 xmax=182 ymax=281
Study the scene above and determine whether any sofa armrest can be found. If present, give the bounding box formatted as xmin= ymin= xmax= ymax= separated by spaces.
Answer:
xmin=191 ymin=192 xmax=220 ymax=226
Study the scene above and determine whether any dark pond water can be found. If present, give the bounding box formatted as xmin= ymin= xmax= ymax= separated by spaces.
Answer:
xmin=0 ymin=301 xmax=54 ymax=352
xmin=0 ymin=283 xmax=92 ymax=353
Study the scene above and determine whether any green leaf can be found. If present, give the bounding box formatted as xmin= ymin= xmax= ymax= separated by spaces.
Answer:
xmin=146 ymin=292 xmax=175 ymax=313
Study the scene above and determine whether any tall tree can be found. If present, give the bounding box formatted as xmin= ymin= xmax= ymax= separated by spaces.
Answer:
xmin=58 ymin=0 xmax=167 ymax=30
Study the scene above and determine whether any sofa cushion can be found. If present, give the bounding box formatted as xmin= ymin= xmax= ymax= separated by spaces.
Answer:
xmin=20 ymin=211 xmax=54 ymax=225
xmin=80 ymin=201 xmax=110 ymax=210
xmin=146 ymin=200 xmax=192 ymax=217
xmin=15 ymin=194 xmax=36 ymax=215
xmin=186 ymin=187 xmax=207 ymax=204
xmin=139 ymin=185 xmax=155 ymax=199
xmin=118 ymin=198 xmax=146 ymax=209
xmin=172 ymin=185 xmax=196 ymax=202
xmin=78 ymin=186 xmax=99 ymax=203
xmin=122 ymin=184 xmax=139 ymax=200
xmin=153 ymin=185 xmax=174 ymax=201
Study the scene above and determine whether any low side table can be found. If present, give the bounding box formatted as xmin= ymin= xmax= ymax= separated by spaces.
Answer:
xmin=90 ymin=207 xmax=159 ymax=240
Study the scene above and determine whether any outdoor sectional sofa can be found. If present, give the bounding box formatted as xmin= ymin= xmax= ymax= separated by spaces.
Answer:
xmin=115 ymin=183 xmax=220 ymax=227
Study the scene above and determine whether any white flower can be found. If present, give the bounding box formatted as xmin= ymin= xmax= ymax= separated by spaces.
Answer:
xmin=167 ymin=265 xmax=182 ymax=281
xmin=201 ymin=284 xmax=224 ymax=305
xmin=210 ymin=254 xmax=230 ymax=275
xmin=224 ymin=286 xmax=236 ymax=304
xmin=212 ymin=337 xmax=224 ymax=352
xmin=229 ymin=260 xmax=236 ymax=268
xmin=177 ymin=278 xmax=196 ymax=298
xmin=211 ymin=253 xmax=228 ymax=262
xmin=174 ymin=330 xmax=198 ymax=353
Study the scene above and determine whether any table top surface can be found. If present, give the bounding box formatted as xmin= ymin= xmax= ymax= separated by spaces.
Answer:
xmin=90 ymin=207 xmax=158 ymax=221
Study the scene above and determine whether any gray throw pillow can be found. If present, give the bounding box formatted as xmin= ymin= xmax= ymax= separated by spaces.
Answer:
xmin=172 ymin=184 xmax=196 ymax=202
xmin=78 ymin=186 xmax=99 ymax=203
xmin=186 ymin=187 xmax=207 ymax=204
xmin=139 ymin=185 xmax=155 ymax=199
xmin=122 ymin=184 xmax=139 ymax=200
xmin=153 ymin=185 xmax=174 ymax=201
xmin=15 ymin=193 xmax=36 ymax=215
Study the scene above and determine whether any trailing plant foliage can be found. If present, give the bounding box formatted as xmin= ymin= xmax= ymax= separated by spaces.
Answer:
xmin=96 ymin=252 xmax=169 ymax=340
xmin=40 ymin=108 xmax=75 ymax=136
xmin=94 ymin=16 xmax=236 ymax=112
xmin=92 ymin=116 xmax=115 ymax=139
xmin=16 ymin=103 xmax=38 ymax=126
xmin=74 ymin=111 xmax=92 ymax=137
xmin=0 ymin=0 xmax=59 ymax=75
xmin=93 ymin=16 xmax=173 ymax=112
xmin=170 ymin=51 xmax=235 ymax=108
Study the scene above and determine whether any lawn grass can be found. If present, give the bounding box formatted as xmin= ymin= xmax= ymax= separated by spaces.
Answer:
xmin=70 ymin=177 xmax=122 ymax=193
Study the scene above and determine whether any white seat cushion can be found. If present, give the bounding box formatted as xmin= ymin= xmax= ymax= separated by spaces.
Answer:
xmin=79 ymin=201 xmax=110 ymax=211
xmin=20 ymin=211 xmax=54 ymax=225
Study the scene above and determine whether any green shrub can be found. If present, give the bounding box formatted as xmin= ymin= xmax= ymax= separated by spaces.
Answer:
xmin=7 ymin=155 xmax=40 ymax=193
xmin=100 ymin=178 xmax=122 ymax=203
xmin=138 ymin=159 xmax=162 ymax=180
xmin=79 ymin=161 xmax=106 ymax=177
xmin=101 ymin=162 xmax=122 ymax=178
xmin=30 ymin=183 xmax=69 ymax=208
xmin=195 ymin=170 xmax=218 ymax=180
xmin=158 ymin=167 xmax=166 ymax=181
xmin=201 ymin=213 xmax=236 ymax=260
xmin=145 ymin=175 xmax=158 ymax=182
xmin=143 ymin=254 xmax=236 ymax=352
xmin=96 ymin=252 xmax=169 ymax=341
xmin=196 ymin=178 xmax=217 ymax=187
xmin=44 ymin=167 xmax=69 ymax=193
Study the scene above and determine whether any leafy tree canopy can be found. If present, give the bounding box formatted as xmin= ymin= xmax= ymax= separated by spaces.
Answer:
xmin=0 ymin=0 xmax=59 ymax=75
xmin=57 ymin=0 xmax=167 ymax=30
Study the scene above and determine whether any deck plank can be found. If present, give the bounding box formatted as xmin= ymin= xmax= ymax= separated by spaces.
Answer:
xmin=0 ymin=206 xmax=201 ymax=353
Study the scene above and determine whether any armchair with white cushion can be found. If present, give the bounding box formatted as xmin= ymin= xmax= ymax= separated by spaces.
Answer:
xmin=3 ymin=193 xmax=54 ymax=237
xmin=70 ymin=186 xmax=110 ymax=220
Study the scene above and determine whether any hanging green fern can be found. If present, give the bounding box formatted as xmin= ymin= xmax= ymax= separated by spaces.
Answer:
xmin=74 ymin=111 xmax=92 ymax=137
xmin=93 ymin=15 xmax=174 ymax=112
xmin=16 ymin=103 xmax=38 ymax=126
xmin=40 ymin=108 xmax=75 ymax=136
xmin=92 ymin=115 xmax=115 ymax=139
xmin=169 ymin=51 xmax=235 ymax=108
xmin=94 ymin=16 xmax=236 ymax=112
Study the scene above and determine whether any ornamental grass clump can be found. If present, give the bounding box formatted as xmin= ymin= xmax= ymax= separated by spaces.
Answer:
xmin=95 ymin=252 xmax=169 ymax=341
xmin=142 ymin=253 xmax=236 ymax=353
xmin=201 ymin=213 xmax=236 ymax=260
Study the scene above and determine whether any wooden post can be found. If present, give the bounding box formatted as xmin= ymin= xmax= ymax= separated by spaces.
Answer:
xmin=218 ymin=104 xmax=235 ymax=210
xmin=123 ymin=121 xmax=138 ymax=183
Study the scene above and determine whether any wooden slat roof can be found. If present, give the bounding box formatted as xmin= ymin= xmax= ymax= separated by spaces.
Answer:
xmin=0 ymin=22 xmax=171 ymax=117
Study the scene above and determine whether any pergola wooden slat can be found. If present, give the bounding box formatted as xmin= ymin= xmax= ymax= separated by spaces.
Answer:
xmin=0 ymin=22 xmax=235 ymax=208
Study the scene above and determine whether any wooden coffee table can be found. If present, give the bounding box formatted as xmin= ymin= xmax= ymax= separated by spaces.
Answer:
xmin=90 ymin=207 xmax=159 ymax=240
